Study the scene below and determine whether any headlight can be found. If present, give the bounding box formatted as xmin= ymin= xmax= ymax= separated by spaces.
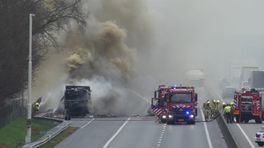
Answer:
xmin=189 ymin=114 xmax=194 ymax=118
xmin=168 ymin=115 xmax=173 ymax=118
xmin=162 ymin=115 xmax=167 ymax=119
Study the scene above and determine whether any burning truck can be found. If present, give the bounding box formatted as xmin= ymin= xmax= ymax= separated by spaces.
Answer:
xmin=64 ymin=85 xmax=91 ymax=120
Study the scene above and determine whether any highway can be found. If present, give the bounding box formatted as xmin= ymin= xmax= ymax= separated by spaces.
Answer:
xmin=54 ymin=86 xmax=264 ymax=148
xmin=209 ymin=85 xmax=262 ymax=148
xmin=56 ymin=115 xmax=227 ymax=148
xmin=56 ymin=87 xmax=227 ymax=148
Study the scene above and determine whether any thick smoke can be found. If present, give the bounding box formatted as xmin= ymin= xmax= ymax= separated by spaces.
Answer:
xmin=32 ymin=0 xmax=152 ymax=115
xmin=32 ymin=0 xmax=264 ymax=115
xmin=137 ymin=0 xmax=264 ymax=97
xmin=32 ymin=51 xmax=68 ymax=111
xmin=64 ymin=20 xmax=134 ymax=81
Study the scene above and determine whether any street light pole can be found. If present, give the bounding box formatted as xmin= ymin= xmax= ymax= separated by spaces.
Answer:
xmin=26 ymin=13 xmax=35 ymax=146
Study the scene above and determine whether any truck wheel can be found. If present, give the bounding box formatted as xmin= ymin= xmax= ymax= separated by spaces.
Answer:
xmin=65 ymin=113 xmax=71 ymax=120
xmin=82 ymin=108 xmax=86 ymax=117
xmin=86 ymin=108 xmax=90 ymax=114
xmin=244 ymin=119 xmax=249 ymax=123
xmin=188 ymin=120 xmax=195 ymax=124
xmin=160 ymin=118 xmax=166 ymax=123
xmin=65 ymin=110 xmax=71 ymax=120
xmin=257 ymin=142 xmax=264 ymax=146
xmin=235 ymin=116 xmax=240 ymax=123
xmin=167 ymin=121 xmax=174 ymax=125
xmin=255 ymin=118 xmax=262 ymax=124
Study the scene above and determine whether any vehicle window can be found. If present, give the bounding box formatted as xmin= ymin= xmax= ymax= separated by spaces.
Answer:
xmin=170 ymin=93 xmax=192 ymax=103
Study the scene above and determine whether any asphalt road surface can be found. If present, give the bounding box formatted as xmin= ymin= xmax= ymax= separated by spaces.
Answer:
xmin=56 ymin=87 xmax=227 ymax=148
xmin=56 ymin=112 xmax=227 ymax=148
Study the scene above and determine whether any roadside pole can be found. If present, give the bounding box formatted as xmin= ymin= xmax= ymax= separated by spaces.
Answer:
xmin=25 ymin=13 xmax=35 ymax=147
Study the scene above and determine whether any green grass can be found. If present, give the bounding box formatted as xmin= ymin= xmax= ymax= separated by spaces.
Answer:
xmin=0 ymin=117 xmax=59 ymax=148
xmin=40 ymin=127 xmax=77 ymax=148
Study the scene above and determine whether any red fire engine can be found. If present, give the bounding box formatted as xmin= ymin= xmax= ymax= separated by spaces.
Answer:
xmin=232 ymin=89 xmax=262 ymax=123
xmin=151 ymin=85 xmax=169 ymax=123
xmin=163 ymin=86 xmax=198 ymax=124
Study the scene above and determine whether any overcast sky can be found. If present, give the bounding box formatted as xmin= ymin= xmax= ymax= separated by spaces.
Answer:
xmin=141 ymin=0 xmax=264 ymax=86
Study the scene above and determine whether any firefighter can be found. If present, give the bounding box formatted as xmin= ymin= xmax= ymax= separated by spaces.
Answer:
xmin=204 ymin=100 xmax=211 ymax=120
xmin=224 ymin=104 xmax=232 ymax=123
xmin=32 ymin=97 xmax=41 ymax=113
xmin=222 ymin=102 xmax=226 ymax=110
xmin=205 ymin=100 xmax=211 ymax=109
xmin=33 ymin=102 xmax=40 ymax=111
xmin=230 ymin=101 xmax=235 ymax=122
xmin=211 ymin=99 xmax=218 ymax=118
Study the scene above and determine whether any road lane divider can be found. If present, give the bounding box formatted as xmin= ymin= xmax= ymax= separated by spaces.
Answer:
xmin=156 ymin=124 xmax=166 ymax=148
xmin=81 ymin=118 xmax=95 ymax=129
xmin=103 ymin=117 xmax=130 ymax=148
xmin=236 ymin=124 xmax=255 ymax=148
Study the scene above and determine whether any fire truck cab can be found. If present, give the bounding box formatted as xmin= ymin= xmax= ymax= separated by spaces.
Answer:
xmin=232 ymin=89 xmax=262 ymax=123
xmin=153 ymin=85 xmax=168 ymax=107
xmin=164 ymin=86 xmax=198 ymax=124
xmin=151 ymin=85 xmax=169 ymax=123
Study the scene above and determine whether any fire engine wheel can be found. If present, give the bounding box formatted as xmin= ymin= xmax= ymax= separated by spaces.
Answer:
xmin=255 ymin=118 xmax=262 ymax=124
xmin=235 ymin=116 xmax=240 ymax=123
xmin=244 ymin=119 xmax=249 ymax=123
xmin=187 ymin=120 xmax=195 ymax=124
xmin=257 ymin=142 xmax=264 ymax=147
xmin=160 ymin=119 xmax=166 ymax=123
xmin=167 ymin=121 xmax=174 ymax=125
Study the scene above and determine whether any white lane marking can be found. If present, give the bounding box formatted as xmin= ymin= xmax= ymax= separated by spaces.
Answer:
xmin=200 ymin=109 xmax=213 ymax=148
xmin=102 ymin=118 xmax=130 ymax=148
xmin=236 ymin=124 xmax=255 ymax=148
xmin=81 ymin=118 xmax=94 ymax=129
xmin=156 ymin=124 xmax=166 ymax=148
xmin=157 ymin=143 xmax=161 ymax=148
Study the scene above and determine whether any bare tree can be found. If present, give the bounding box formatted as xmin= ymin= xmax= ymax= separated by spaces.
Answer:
xmin=0 ymin=0 xmax=85 ymax=106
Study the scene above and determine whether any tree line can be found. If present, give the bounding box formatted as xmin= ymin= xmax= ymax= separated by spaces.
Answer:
xmin=0 ymin=0 xmax=84 ymax=105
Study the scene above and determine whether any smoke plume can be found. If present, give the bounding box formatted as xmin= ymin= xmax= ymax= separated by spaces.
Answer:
xmin=32 ymin=0 xmax=152 ymax=115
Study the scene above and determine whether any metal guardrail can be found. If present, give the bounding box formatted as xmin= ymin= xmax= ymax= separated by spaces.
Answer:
xmin=22 ymin=112 xmax=70 ymax=148
xmin=216 ymin=111 xmax=238 ymax=148
xmin=22 ymin=120 xmax=70 ymax=148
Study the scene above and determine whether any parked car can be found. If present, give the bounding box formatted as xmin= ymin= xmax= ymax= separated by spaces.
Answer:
xmin=255 ymin=126 xmax=264 ymax=146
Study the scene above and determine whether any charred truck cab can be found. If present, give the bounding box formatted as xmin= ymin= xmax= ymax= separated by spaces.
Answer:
xmin=232 ymin=89 xmax=262 ymax=123
xmin=64 ymin=85 xmax=91 ymax=120
xmin=165 ymin=86 xmax=198 ymax=124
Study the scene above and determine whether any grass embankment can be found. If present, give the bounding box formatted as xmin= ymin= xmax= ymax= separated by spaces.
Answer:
xmin=40 ymin=127 xmax=77 ymax=148
xmin=0 ymin=117 xmax=58 ymax=148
